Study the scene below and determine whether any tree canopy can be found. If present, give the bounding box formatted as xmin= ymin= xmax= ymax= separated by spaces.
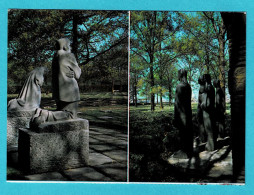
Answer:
xmin=130 ymin=11 xmax=229 ymax=110
xmin=8 ymin=9 xmax=128 ymax=93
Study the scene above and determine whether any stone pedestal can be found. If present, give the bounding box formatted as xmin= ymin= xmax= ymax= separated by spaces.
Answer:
xmin=18 ymin=118 xmax=89 ymax=174
xmin=7 ymin=110 xmax=35 ymax=148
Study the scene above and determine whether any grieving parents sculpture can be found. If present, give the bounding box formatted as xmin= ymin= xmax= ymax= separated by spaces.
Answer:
xmin=19 ymin=39 xmax=89 ymax=174
xmin=200 ymin=74 xmax=216 ymax=151
xmin=8 ymin=67 xmax=46 ymax=111
xmin=213 ymin=80 xmax=225 ymax=138
xmin=30 ymin=38 xmax=81 ymax=126
xmin=174 ymin=69 xmax=193 ymax=158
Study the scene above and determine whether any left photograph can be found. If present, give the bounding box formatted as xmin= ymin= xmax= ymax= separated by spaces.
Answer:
xmin=7 ymin=9 xmax=128 ymax=182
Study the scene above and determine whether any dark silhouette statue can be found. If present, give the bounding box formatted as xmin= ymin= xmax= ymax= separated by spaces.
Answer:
xmin=174 ymin=69 xmax=193 ymax=158
xmin=200 ymin=74 xmax=216 ymax=151
xmin=213 ymin=80 xmax=225 ymax=138
xmin=197 ymin=75 xmax=206 ymax=143
xmin=30 ymin=38 xmax=81 ymax=127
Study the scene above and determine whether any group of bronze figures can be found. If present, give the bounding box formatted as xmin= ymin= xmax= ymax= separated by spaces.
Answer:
xmin=174 ymin=69 xmax=225 ymax=158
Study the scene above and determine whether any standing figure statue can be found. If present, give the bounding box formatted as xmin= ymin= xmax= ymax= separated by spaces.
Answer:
xmin=174 ymin=69 xmax=193 ymax=158
xmin=8 ymin=67 xmax=46 ymax=111
xmin=213 ymin=80 xmax=225 ymax=138
xmin=52 ymin=38 xmax=81 ymax=118
xmin=200 ymin=74 xmax=216 ymax=151
xmin=197 ymin=75 xmax=206 ymax=143
xmin=30 ymin=38 xmax=81 ymax=127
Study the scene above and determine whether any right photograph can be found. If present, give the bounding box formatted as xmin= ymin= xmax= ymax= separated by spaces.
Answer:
xmin=129 ymin=11 xmax=245 ymax=183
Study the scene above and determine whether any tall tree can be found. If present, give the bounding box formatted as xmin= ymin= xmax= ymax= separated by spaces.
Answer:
xmin=131 ymin=11 xmax=177 ymax=111
xmin=175 ymin=12 xmax=228 ymax=93
xmin=203 ymin=12 xmax=227 ymax=96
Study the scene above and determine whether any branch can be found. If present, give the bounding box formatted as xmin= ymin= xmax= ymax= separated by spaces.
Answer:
xmin=131 ymin=49 xmax=149 ymax=64
xmin=80 ymin=36 xmax=127 ymax=66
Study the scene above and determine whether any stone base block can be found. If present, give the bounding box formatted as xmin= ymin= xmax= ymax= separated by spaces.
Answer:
xmin=7 ymin=110 xmax=35 ymax=148
xmin=18 ymin=118 xmax=89 ymax=174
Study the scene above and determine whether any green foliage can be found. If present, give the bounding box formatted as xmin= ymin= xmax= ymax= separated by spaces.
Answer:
xmin=7 ymin=78 xmax=16 ymax=94
xmin=175 ymin=12 xmax=228 ymax=89
xmin=131 ymin=11 xmax=229 ymax=106
xmin=129 ymin=110 xmax=181 ymax=181
xmin=8 ymin=10 xmax=128 ymax=93
xmin=131 ymin=11 xmax=179 ymax=110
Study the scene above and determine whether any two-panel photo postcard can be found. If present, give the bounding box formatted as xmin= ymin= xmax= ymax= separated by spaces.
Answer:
xmin=0 ymin=0 xmax=253 ymax=194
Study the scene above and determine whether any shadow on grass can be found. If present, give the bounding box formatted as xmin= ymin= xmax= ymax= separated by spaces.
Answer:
xmin=129 ymin=104 xmax=232 ymax=182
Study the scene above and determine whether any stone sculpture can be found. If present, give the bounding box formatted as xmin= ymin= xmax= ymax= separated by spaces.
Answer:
xmin=8 ymin=67 xmax=46 ymax=111
xmin=52 ymin=38 xmax=81 ymax=118
xmin=30 ymin=38 xmax=81 ymax=127
xmin=200 ymin=74 xmax=216 ymax=151
xmin=19 ymin=38 xmax=89 ymax=174
xmin=174 ymin=69 xmax=193 ymax=158
xmin=213 ymin=80 xmax=225 ymax=138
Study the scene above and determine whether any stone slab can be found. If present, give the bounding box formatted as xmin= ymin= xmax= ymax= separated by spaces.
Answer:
xmin=102 ymin=150 xmax=127 ymax=163
xmin=114 ymin=145 xmax=127 ymax=150
xmin=89 ymin=138 xmax=102 ymax=144
xmin=114 ymin=134 xmax=127 ymax=139
xmin=63 ymin=167 xmax=112 ymax=181
xmin=92 ymin=136 xmax=127 ymax=146
xmin=89 ymin=131 xmax=104 ymax=135
xmin=107 ymin=140 xmax=128 ymax=147
xmin=89 ymin=131 xmax=126 ymax=139
xmin=90 ymin=134 xmax=118 ymax=140
xmin=93 ymin=163 xmax=127 ymax=181
xmin=24 ymin=172 xmax=68 ymax=181
xmin=18 ymin=119 xmax=89 ymax=174
xmin=89 ymin=127 xmax=120 ymax=135
xmin=89 ymin=152 xmax=115 ymax=166
xmin=89 ymin=144 xmax=118 ymax=152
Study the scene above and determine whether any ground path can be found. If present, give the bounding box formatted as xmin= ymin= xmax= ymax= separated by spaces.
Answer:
xmin=7 ymin=124 xmax=128 ymax=182
xmin=166 ymin=137 xmax=245 ymax=184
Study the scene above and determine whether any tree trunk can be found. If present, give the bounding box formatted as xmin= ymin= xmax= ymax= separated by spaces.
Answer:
xmin=168 ymin=77 xmax=172 ymax=106
xmin=112 ymin=80 xmax=114 ymax=93
xmin=221 ymin=12 xmax=246 ymax=180
xmin=160 ymin=92 xmax=164 ymax=109
xmin=134 ymin=85 xmax=137 ymax=107
xmin=168 ymin=87 xmax=172 ymax=106
xmin=218 ymin=35 xmax=226 ymax=101
xmin=132 ymin=86 xmax=135 ymax=106
xmin=72 ymin=13 xmax=78 ymax=57
xmin=150 ymin=60 xmax=155 ymax=111
xmin=149 ymin=12 xmax=156 ymax=111
xmin=120 ymin=79 xmax=123 ymax=92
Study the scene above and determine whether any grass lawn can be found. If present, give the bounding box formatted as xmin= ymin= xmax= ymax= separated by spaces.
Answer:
xmin=130 ymin=102 xmax=230 ymax=114
xmin=8 ymin=92 xmax=128 ymax=131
